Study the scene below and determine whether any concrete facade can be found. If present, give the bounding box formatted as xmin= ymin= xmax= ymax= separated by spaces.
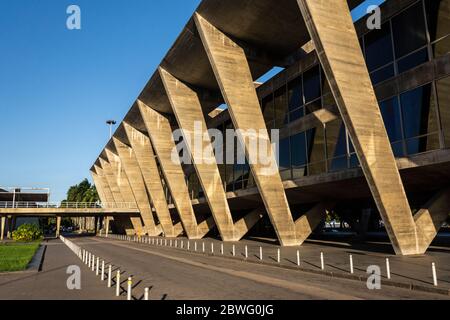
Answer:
xmin=90 ymin=0 xmax=450 ymax=255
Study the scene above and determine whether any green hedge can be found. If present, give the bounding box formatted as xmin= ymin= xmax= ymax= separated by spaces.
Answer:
xmin=12 ymin=224 xmax=43 ymax=242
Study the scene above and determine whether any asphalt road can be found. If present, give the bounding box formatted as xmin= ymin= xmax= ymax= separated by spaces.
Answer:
xmin=71 ymin=236 xmax=449 ymax=300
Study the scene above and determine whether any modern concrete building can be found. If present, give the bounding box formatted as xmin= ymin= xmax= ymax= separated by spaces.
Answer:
xmin=91 ymin=0 xmax=450 ymax=255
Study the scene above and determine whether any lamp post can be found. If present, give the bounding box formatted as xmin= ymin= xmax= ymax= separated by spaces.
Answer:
xmin=106 ymin=120 xmax=117 ymax=139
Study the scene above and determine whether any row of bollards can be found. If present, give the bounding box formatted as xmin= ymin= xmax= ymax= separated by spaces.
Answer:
xmin=60 ymin=236 xmax=152 ymax=300
xmin=105 ymin=234 xmax=440 ymax=287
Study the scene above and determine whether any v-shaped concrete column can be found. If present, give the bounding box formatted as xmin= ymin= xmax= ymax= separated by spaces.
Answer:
xmin=93 ymin=165 xmax=115 ymax=205
xmin=98 ymin=159 xmax=136 ymax=235
xmin=123 ymin=122 xmax=183 ymax=238
xmin=137 ymin=100 xmax=214 ymax=239
xmin=297 ymin=0 xmax=421 ymax=255
xmin=159 ymin=67 xmax=261 ymax=241
xmin=194 ymin=13 xmax=298 ymax=246
xmin=104 ymin=149 xmax=144 ymax=235
xmin=113 ymin=137 xmax=161 ymax=236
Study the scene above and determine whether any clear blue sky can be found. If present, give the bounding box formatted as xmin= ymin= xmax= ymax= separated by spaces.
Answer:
xmin=0 ymin=0 xmax=383 ymax=202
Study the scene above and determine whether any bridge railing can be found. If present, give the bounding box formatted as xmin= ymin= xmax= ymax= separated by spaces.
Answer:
xmin=0 ymin=201 xmax=138 ymax=209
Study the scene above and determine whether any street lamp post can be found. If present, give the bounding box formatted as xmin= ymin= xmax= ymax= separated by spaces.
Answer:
xmin=106 ymin=120 xmax=117 ymax=139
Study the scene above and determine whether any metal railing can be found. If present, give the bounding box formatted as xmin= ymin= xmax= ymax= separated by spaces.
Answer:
xmin=0 ymin=201 xmax=138 ymax=209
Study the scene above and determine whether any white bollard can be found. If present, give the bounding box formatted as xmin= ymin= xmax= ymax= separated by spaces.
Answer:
xmin=277 ymin=248 xmax=281 ymax=263
xmin=386 ymin=258 xmax=391 ymax=280
xmin=211 ymin=243 xmax=214 ymax=254
xmin=165 ymin=239 xmax=167 ymax=246
xmin=175 ymin=240 xmax=178 ymax=248
xmin=187 ymin=241 xmax=190 ymax=251
xmin=195 ymin=242 xmax=197 ymax=252
xmin=96 ymin=257 xmax=100 ymax=276
xmin=181 ymin=241 xmax=184 ymax=249
xmin=320 ymin=252 xmax=325 ymax=270
xmin=202 ymin=242 xmax=205 ymax=253
xmin=101 ymin=260 xmax=105 ymax=281
xmin=88 ymin=252 xmax=91 ymax=267
xmin=245 ymin=245 xmax=248 ymax=259
xmin=144 ymin=287 xmax=150 ymax=301
xmin=232 ymin=245 xmax=236 ymax=257
xmin=221 ymin=243 xmax=224 ymax=255
xmin=350 ymin=255 xmax=354 ymax=274
xmin=108 ymin=265 xmax=112 ymax=288
xmin=92 ymin=255 xmax=96 ymax=272
xmin=432 ymin=263 xmax=438 ymax=287
xmin=116 ymin=270 xmax=121 ymax=297
xmin=127 ymin=277 xmax=132 ymax=301
xmin=260 ymin=247 xmax=263 ymax=261
xmin=170 ymin=239 xmax=173 ymax=247
xmin=297 ymin=250 xmax=300 ymax=267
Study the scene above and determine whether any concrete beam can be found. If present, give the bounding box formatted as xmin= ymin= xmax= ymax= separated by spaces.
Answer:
xmin=113 ymin=137 xmax=161 ymax=236
xmin=160 ymin=67 xmax=260 ymax=241
xmin=414 ymin=187 xmax=450 ymax=252
xmin=297 ymin=0 xmax=421 ymax=255
xmin=56 ymin=216 xmax=61 ymax=238
xmin=194 ymin=13 xmax=299 ymax=246
xmin=1 ymin=216 xmax=5 ymax=241
xmin=137 ymin=100 xmax=213 ymax=239
xmin=123 ymin=122 xmax=183 ymax=238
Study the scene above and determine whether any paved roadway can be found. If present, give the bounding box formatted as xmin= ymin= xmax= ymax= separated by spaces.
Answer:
xmin=69 ymin=236 xmax=449 ymax=300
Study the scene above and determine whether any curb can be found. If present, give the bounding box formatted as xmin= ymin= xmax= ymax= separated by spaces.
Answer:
xmin=27 ymin=244 xmax=46 ymax=272
xmin=104 ymin=237 xmax=450 ymax=297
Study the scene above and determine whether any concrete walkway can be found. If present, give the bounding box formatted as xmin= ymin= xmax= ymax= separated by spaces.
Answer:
xmin=0 ymin=239 xmax=120 ymax=300
xmin=71 ymin=236 xmax=449 ymax=300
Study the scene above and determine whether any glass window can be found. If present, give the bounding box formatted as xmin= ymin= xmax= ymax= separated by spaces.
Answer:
xmin=326 ymin=120 xmax=348 ymax=172
xmin=392 ymin=2 xmax=427 ymax=58
xmin=400 ymin=84 xmax=434 ymax=139
xmin=380 ymin=97 xmax=403 ymax=143
xmin=364 ymin=22 xmax=394 ymax=71
xmin=436 ymin=77 xmax=450 ymax=147
xmin=303 ymin=66 xmax=321 ymax=103
xmin=288 ymin=77 xmax=303 ymax=111
xmin=262 ymin=95 xmax=274 ymax=123
xmin=289 ymin=107 xmax=304 ymax=123
xmin=425 ymin=0 xmax=450 ymax=42
xmin=277 ymin=138 xmax=291 ymax=171
xmin=397 ymin=48 xmax=429 ymax=74
xmin=306 ymin=127 xmax=326 ymax=175
xmin=370 ymin=64 xmax=395 ymax=85
xmin=291 ymin=132 xmax=307 ymax=167
xmin=274 ymin=87 xmax=288 ymax=129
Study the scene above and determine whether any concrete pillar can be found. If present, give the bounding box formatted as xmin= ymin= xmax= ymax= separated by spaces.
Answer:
xmin=94 ymin=216 xmax=99 ymax=235
xmin=1 ymin=216 xmax=5 ymax=241
xmin=296 ymin=0 xmax=420 ymax=255
xmin=137 ymin=100 xmax=214 ymax=239
xmin=105 ymin=216 xmax=110 ymax=237
xmin=113 ymin=137 xmax=160 ymax=236
xmin=123 ymin=122 xmax=183 ymax=238
xmin=194 ymin=13 xmax=298 ymax=246
xmin=159 ymin=67 xmax=262 ymax=241
xmin=7 ymin=216 xmax=13 ymax=239
xmin=56 ymin=216 xmax=61 ymax=238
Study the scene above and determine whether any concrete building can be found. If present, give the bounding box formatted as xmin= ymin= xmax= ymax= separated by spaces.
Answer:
xmin=91 ymin=0 xmax=450 ymax=255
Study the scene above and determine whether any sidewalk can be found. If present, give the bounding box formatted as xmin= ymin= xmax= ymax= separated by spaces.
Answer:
xmin=0 ymin=239 xmax=120 ymax=300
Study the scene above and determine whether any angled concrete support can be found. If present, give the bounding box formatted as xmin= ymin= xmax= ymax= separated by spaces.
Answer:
xmin=297 ymin=0 xmax=421 ymax=255
xmin=414 ymin=187 xmax=450 ymax=252
xmin=295 ymin=202 xmax=334 ymax=245
xmin=160 ymin=67 xmax=260 ymax=241
xmin=137 ymin=100 xmax=213 ymax=239
xmin=113 ymin=137 xmax=161 ymax=236
xmin=105 ymin=149 xmax=144 ymax=235
xmin=99 ymin=157 xmax=140 ymax=236
xmin=123 ymin=122 xmax=183 ymax=238
xmin=194 ymin=13 xmax=298 ymax=246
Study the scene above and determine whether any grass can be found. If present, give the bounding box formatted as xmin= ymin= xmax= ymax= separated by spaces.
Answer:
xmin=0 ymin=242 xmax=41 ymax=272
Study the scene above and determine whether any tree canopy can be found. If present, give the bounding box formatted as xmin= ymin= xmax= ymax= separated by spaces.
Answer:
xmin=63 ymin=179 xmax=99 ymax=203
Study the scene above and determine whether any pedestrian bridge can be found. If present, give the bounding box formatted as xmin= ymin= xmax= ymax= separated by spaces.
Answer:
xmin=0 ymin=202 xmax=140 ymax=217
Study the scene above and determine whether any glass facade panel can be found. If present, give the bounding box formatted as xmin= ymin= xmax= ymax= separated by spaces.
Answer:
xmin=277 ymin=138 xmax=291 ymax=171
xmin=262 ymin=95 xmax=274 ymax=123
xmin=392 ymin=1 xmax=427 ymax=58
xmin=274 ymin=87 xmax=288 ymax=129
xmin=303 ymin=66 xmax=321 ymax=103
xmin=288 ymin=77 xmax=303 ymax=111
xmin=380 ymin=97 xmax=403 ymax=143
xmin=306 ymin=128 xmax=326 ymax=175
xmin=291 ymin=132 xmax=307 ymax=167
xmin=397 ymin=48 xmax=429 ymax=74
xmin=370 ymin=64 xmax=395 ymax=85
xmin=364 ymin=22 xmax=394 ymax=71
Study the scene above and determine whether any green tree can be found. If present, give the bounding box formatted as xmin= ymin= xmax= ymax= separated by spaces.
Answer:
xmin=62 ymin=179 xmax=99 ymax=204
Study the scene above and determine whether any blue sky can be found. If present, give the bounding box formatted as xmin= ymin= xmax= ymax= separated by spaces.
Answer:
xmin=0 ymin=0 xmax=384 ymax=202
